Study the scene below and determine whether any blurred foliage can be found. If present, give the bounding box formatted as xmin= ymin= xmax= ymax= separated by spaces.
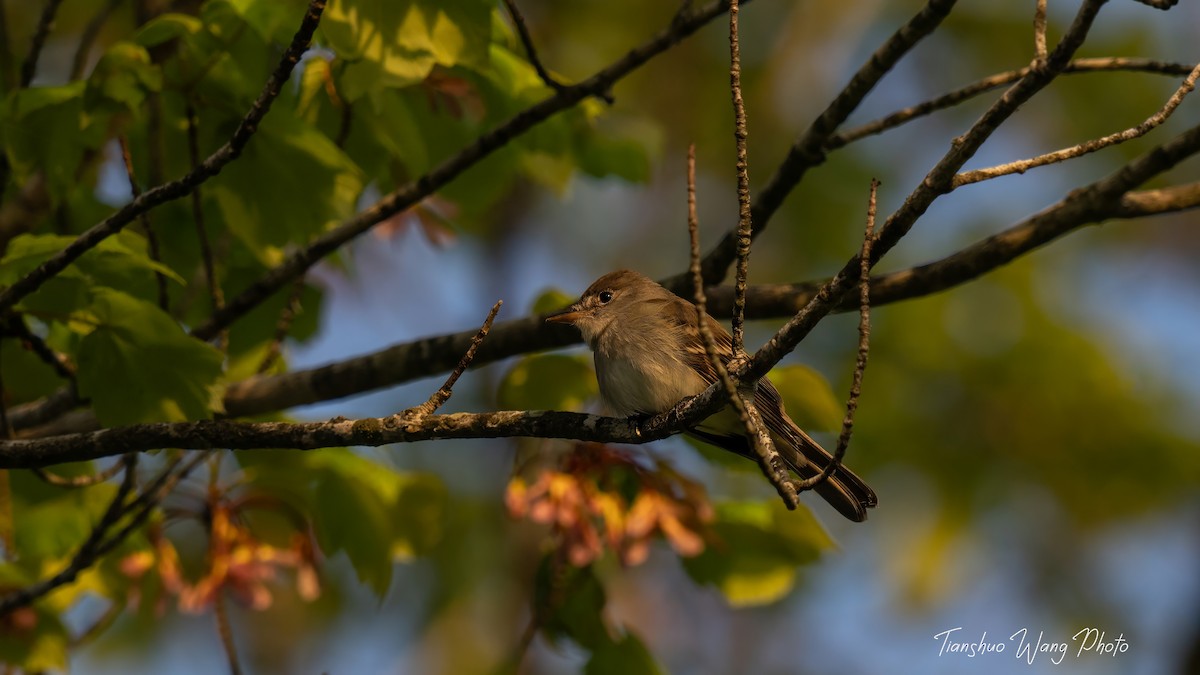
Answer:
xmin=0 ymin=0 xmax=1196 ymax=672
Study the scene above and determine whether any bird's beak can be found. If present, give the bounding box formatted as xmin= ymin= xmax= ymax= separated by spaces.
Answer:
xmin=545 ymin=305 xmax=585 ymax=325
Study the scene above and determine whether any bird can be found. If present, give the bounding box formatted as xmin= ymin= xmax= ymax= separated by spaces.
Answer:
xmin=546 ymin=268 xmax=877 ymax=522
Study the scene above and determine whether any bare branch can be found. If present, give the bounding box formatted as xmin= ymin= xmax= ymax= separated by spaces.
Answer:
xmin=20 ymin=0 xmax=63 ymax=88
xmin=1113 ymin=181 xmax=1200 ymax=216
xmin=0 ymin=0 xmax=328 ymax=316
xmin=184 ymin=103 xmax=226 ymax=348
xmin=727 ymin=0 xmax=753 ymax=357
xmin=0 ymin=412 xmax=654 ymax=467
xmin=0 ymin=2 xmax=14 ymax=90
xmin=502 ymin=0 xmax=609 ymax=103
xmin=214 ymin=593 xmax=244 ymax=675
xmin=827 ymin=58 xmax=1195 ymax=150
xmin=794 ymin=179 xmax=876 ymax=492
xmin=117 ymin=135 xmax=170 ymax=312
xmin=687 ymin=145 xmax=797 ymax=508
xmin=410 ymin=300 xmax=503 ymax=417
xmin=4 ymin=316 xmax=75 ymax=383
xmin=255 ymin=275 xmax=307 ymax=374
xmin=1033 ymin=0 xmax=1048 ymax=62
xmin=954 ymin=61 xmax=1200 ymax=187
xmin=32 ymin=459 xmax=125 ymax=488
xmin=70 ymin=0 xmax=124 ymax=80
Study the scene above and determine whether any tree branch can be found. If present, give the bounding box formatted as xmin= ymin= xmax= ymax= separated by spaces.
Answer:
xmin=826 ymin=57 xmax=1195 ymax=151
xmin=3 ymin=119 xmax=1197 ymax=465
xmin=19 ymin=0 xmax=63 ymax=88
xmin=953 ymin=61 xmax=1200 ymax=187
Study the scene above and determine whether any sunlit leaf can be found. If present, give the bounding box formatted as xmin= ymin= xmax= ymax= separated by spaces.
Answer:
xmin=531 ymin=288 xmax=574 ymax=315
xmin=498 ymin=353 xmax=597 ymax=411
xmin=322 ymin=0 xmax=492 ymax=93
xmin=84 ymin=42 xmax=162 ymax=114
xmin=682 ymin=500 xmax=834 ymax=607
xmin=769 ymin=364 xmax=843 ymax=433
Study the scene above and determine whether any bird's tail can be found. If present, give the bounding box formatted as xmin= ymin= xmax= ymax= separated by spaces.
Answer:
xmin=776 ymin=420 xmax=877 ymax=522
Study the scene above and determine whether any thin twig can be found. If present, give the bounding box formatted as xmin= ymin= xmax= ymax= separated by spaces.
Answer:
xmin=20 ymin=0 xmax=64 ymax=88
xmin=686 ymin=145 xmax=797 ymax=509
xmin=92 ymin=451 xmax=211 ymax=559
xmin=794 ymin=179 xmax=875 ymax=492
xmin=953 ymin=61 xmax=1200 ymax=187
xmin=827 ymin=58 xmax=1195 ymax=151
xmin=1033 ymin=0 xmax=1048 ymax=62
xmin=0 ymin=2 xmax=14 ymax=91
xmin=70 ymin=0 xmax=125 ymax=80
xmin=411 ymin=300 xmax=502 ymax=417
xmin=255 ymin=275 xmax=307 ymax=374
xmin=117 ymin=135 xmax=170 ymax=312
xmin=0 ymin=0 xmax=328 ymax=316
xmin=32 ymin=459 xmax=126 ymax=488
xmin=184 ymin=103 xmax=226 ymax=350
xmin=214 ymin=592 xmax=244 ymax=675
xmin=5 ymin=318 xmax=74 ymax=382
xmin=727 ymin=0 xmax=751 ymax=357
xmin=503 ymin=0 xmax=611 ymax=103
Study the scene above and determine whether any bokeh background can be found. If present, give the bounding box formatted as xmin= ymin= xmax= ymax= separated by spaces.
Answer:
xmin=9 ymin=0 xmax=1197 ymax=672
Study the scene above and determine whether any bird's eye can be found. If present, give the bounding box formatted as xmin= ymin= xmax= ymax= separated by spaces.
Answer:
xmin=598 ymin=290 xmax=614 ymax=304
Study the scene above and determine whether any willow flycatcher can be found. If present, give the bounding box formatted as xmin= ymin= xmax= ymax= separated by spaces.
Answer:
xmin=547 ymin=269 xmax=876 ymax=522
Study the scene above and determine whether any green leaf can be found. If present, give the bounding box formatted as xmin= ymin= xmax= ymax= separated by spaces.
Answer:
xmin=239 ymin=448 xmax=447 ymax=597
xmin=322 ymin=0 xmax=492 ymax=91
xmin=76 ymin=288 xmax=224 ymax=426
xmin=14 ymin=482 xmax=117 ymax=561
xmin=84 ymin=42 xmax=162 ymax=114
xmin=0 ymin=232 xmax=185 ymax=290
xmin=530 ymin=288 xmax=574 ymax=315
xmin=682 ymin=500 xmax=834 ymax=607
xmin=1 ymin=82 xmax=93 ymax=200
xmin=135 ymin=13 xmax=203 ymax=47
xmin=225 ymin=0 xmax=309 ymax=43
xmin=537 ymin=559 xmax=610 ymax=650
xmin=769 ymin=364 xmax=843 ymax=433
xmin=497 ymin=353 xmax=597 ymax=411
xmin=313 ymin=467 xmax=395 ymax=596
xmin=585 ymin=632 xmax=665 ymax=675
xmin=210 ymin=115 xmax=364 ymax=266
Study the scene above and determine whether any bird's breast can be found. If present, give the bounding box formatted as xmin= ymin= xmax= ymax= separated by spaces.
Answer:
xmin=594 ymin=351 xmax=706 ymax=417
